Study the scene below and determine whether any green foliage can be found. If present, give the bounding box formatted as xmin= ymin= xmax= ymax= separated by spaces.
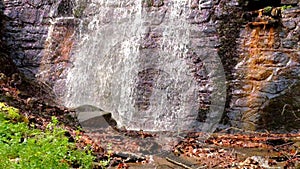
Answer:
xmin=281 ymin=5 xmax=293 ymax=11
xmin=99 ymin=143 xmax=112 ymax=168
xmin=142 ymin=0 xmax=164 ymax=7
xmin=0 ymin=102 xmax=21 ymax=121
xmin=73 ymin=1 xmax=87 ymax=18
xmin=0 ymin=103 xmax=95 ymax=169
xmin=142 ymin=0 xmax=153 ymax=7
xmin=263 ymin=6 xmax=272 ymax=13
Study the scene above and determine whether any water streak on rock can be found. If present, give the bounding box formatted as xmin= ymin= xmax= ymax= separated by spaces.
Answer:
xmin=63 ymin=0 xmax=226 ymax=132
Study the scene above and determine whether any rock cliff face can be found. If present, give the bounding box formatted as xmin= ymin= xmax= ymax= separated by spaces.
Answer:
xmin=0 ymin=0 xmax=17 ymax=76
xmin=60 ymin=0 xmax=229 ymax=131
xmin=1 ymin=0 xmax=74 ymax=78
xmin=1 ymin=0 xmax=300 ymax=132
xmin=229 ymin=7 xmax=300 ymax=131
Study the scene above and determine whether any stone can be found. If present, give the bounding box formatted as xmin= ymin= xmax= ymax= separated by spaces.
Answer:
xmin=281 ymin=0 xmax=299 ymax=5
xmin=193 ymin=38 xmax=219 ymax=48
xmin=191 ymin=0 xmax=199 ymax=9
xmin=199 ymin=0 xmax=213 ymax=9
xmin=152 ymin=0 xmax=164 ymax=7
xmin=246 ymin=68 xmax=273 ymax=81
xmin=202 ymin=24 xmax=217 ymax=35
xmin=42 ymin=5 xmax=52 ymax=19
xmin=187 ymin=9 xmax=211 ymax=24
xmin=4 ymin=9 xmax=19 ymax=19
xmin=27 ymin=0 xmax=43 ymax=7
xmin=282 ymin=39 xmax=297 ymax=48
xmin=57 ymin=0 xmax=73 ymax=17
xmin=1 ymin=0 xmax=300 ymax=132
xmin=146 ymin=8 xmax=167 ymax=25
xmin=19 ymin=8 xmax=38 ymax=24
xmin=261 ymin=81 xmax=300 ymax=130
xmin=268 ymin=52 xmax=289 ymax=66
xmin=24 ymin=26 xmax=48 ymax=34
xmin=260 ymin=80 xmax=292 ymax=96
xmin=282 ymin=19 xmax=296 ymax=30
xmin=235 ymin=98 xmax=248 ymax=107
xmin=227 ymin=0 xmax=239 ymax=6
xmin=0 ymin=52 xmax=18 ymax=76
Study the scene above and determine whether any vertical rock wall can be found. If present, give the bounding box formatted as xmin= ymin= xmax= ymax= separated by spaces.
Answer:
xmin=61 ymin=0 xmax=226 ymax=131
xmin=0 ymin=0 xmax=18 ymax=76
xmin=1 ymin=0 xmax=300 ymax=131
xmin=229 ymin=1 xmax=300 ymax=131
xmin=1 ymin=0 xmax=74 ymax=79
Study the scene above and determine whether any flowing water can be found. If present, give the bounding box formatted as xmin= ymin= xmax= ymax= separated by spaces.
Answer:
xmin=63 ymin=0 xmax=226 ymax=132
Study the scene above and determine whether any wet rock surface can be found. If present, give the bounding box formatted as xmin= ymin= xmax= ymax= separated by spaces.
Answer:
xmin=229 ymin=6 xmax=300 ymax=131
xmin=1 ymin=0 xmax=300 ymax=132
xmin=0 ymin=0 xmax=300 ymax=168
xmin=60 ymin=0 xmax=226 ymax=132
xmin=1 ymin=0 xmax=74 ymax=78
xmin=0 ymin=63 xmax=298 ymax=168
xmin=0 ymin=0 xmax=18 ymax=76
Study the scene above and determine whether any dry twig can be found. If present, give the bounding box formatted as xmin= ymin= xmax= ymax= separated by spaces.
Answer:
xmin=165 ymin=157 xmax=194 ymax=169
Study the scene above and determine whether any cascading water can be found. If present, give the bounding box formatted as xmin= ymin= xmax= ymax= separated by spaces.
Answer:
xmin=63 ymin=0 xmax=226 ymax=132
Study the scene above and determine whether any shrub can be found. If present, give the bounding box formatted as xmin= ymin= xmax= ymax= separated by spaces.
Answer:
xmin=0 ymin=103 xmax=95 ymax=169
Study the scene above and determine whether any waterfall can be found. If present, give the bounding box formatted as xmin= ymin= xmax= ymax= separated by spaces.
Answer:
xmin=64 ymin=0 xmax=226 ymax=132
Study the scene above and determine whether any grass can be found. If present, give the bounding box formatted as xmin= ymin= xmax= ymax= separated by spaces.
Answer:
xmin=0 ymin=102 xmax=95 ymax=169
